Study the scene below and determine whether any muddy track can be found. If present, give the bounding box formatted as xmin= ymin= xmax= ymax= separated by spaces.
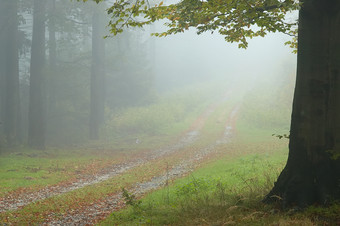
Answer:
xmin=0 ymin=91 xmax=239 ymax=225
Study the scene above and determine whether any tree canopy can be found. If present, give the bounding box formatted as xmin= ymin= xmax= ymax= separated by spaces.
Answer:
xmin=89 ymin=0 xmax=299 ymax=48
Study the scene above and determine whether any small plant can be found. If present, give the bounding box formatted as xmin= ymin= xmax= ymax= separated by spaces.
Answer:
xmin=121 ymin=188 xmax=142 ymax=210
xmin=175 ymin=177 xmax=212 ymax=197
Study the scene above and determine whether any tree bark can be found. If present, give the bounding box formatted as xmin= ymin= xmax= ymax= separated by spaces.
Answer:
xmin=28 ymin=0 xmax=46 ymax=149
xmin=264 ymin=0 xmax=340 ymax=208
xmin=89 ymin=5 xmax=106 ymax=140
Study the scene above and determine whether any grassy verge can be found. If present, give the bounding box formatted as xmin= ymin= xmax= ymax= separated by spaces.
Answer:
xmin=101 ymin=139 xmax=338 ymax=225
xmin=100 ymin=140 xmax=293 ymax=225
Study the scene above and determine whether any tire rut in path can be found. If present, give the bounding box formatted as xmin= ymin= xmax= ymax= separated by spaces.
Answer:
xmin=0 ymin=91 xmax=233 ymax=213
xmin=44 ymin=104 xmax=240 ymax=226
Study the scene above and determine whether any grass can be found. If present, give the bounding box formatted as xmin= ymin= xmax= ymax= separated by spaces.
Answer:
xmin=101 ymin=139 xmax=338 ymax=225
xmin=0 ymin=88 xmax=240 ymax=224
xmin=100 ymin=141 xmax=292 ymax=225
xmin=98 ymin=78 xmax=339 ymax=225
xmin=0 ymin=148 xmax=101 ymax=196
xmin=0 ymin=157 xmax=170 ymax=224
xmin=97 ymin=79 xmax=318 ymax=225
xmin=4 ymin=78 xmax=338 ymax=225
xmin=0 ymin=99 xmax=235 ymax=224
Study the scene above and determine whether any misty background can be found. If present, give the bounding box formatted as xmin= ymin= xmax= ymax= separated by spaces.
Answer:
xmin=0 ymin=0 xmax=296 ymax=149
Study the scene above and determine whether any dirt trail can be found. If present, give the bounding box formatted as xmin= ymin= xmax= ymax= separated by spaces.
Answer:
xmin=0 ymin=90 xmax=239 ymax=225
xmin=45 ymin=103 xmax=240 ymax=225
xmin=0 ymin=94 xmax=228 ymax=213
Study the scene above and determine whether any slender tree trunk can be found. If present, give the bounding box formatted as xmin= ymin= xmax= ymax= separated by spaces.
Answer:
xmin=0 ymin=0 xmax=21 ymax=146
xmin=264 ymin=0 xmax=340 ymax=207
xmin=0 ymin=3 xmax=6 ymax=146
xmin=89 ymin=5 xmax=106 ymax=139
xmin=28 ymin=0 xmax=46 ymax=149
xmin=46 ymin=0 xmax=57 ymax=141
xmin=48 ymin=0 xmax=57 ymax=111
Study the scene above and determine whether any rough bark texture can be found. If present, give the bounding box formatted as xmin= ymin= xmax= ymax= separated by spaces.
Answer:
xmin=264 ymin=0 xmax=340 ymax=208
xmin=28 ymin=0 xmax=46 ymax=149
xmin=89 ymin=5 xmax=106 ymax=140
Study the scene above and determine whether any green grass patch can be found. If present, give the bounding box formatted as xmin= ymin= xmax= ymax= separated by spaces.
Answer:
xmin=0 ymin=150 xmax=191 ymax=225
xmin=0 ymin=148 xmax=121 ymax=196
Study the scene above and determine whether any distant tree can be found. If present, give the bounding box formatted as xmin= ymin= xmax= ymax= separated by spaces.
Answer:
xmin=102 ymin=0 xmax=340 ymax=207
xmin=89 ymin=2 xmax=106 ymax=139
xmin=28 ymin=0 xmax=46 ymax=149
xmin=0 ymin=0 xmax=21 ymax=146
xmin=47 ymin=0 xmax=57 ymax=113
xmin=0 ymin=1 xmax=7 ymax=145
xmin=43 ymin=0 xmax=93 ymax=145
xmin=105 ymin=30 xmax=155 ymax=110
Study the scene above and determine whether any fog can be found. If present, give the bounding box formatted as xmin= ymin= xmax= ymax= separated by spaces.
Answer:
xmin=153 ymin=25 xmax=296 ymax=91
xmin=0 ymin=0 xmax=297 ymax=148
xmin=150 ymin=0 xmax=298 ymax=92
xmin=0 ymin=1 xmax=299 ymax=223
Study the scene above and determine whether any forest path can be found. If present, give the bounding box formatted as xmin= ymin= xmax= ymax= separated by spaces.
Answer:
xmin=0 ymin=90 xmax=240 ymax=225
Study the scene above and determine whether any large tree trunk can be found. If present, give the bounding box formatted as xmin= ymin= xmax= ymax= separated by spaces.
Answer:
xmin=89 ymin=5 xmax=106 ymax=140
xmin=264 ymin=0 xmax=340 ymax=208
xmin=28 ymin=0 xmax=46 ymax=149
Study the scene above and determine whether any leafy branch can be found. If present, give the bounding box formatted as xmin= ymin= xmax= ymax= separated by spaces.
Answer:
xmin=99 ymin=0 xmax=300 ymax=48
xmin=272 ymin=133 xmax=290 ymax=139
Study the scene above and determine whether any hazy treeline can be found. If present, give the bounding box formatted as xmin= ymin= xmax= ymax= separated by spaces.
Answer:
xmin=0 ymin=0 xmax=296 ymax=150
xmin=0 ymin=0 xmax=155 ymax=149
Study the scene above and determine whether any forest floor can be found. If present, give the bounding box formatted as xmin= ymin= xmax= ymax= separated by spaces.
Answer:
xmin=0 ymin=90 xmax=242 ymax=225
xmin=1 ymin=87 xmax=339 ymax=225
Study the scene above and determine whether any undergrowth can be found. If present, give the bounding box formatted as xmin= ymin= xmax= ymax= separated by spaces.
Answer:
xmin=102 ymin=80 xmax=229 ymax=140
